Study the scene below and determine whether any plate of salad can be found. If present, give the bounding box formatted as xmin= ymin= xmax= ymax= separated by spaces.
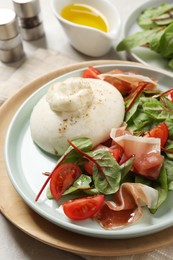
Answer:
xmin=4 ymin=62 xmax=173 ymax=239
xmin=117 ymin=0 xmax=173 ymax=74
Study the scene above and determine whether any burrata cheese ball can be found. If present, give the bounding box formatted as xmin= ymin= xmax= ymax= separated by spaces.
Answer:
xmin=30 ymin=77 xmax=125 ymax=155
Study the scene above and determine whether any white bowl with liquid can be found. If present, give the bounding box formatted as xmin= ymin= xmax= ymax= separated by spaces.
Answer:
xmin=51 ymin=0 xmax=121 ymax=57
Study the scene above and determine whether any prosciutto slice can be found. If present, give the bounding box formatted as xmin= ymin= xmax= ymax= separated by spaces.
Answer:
xmin=98 ymin=71 xmax=157 ymax=95
xmin=110 ymin=128 xmax=164 ymax=180
xmin=94 ymin=183 xmax=158 ymax=229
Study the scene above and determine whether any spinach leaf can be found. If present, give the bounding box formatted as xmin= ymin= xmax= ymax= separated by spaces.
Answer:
xmin=90 ymin=149 xmax=121 ymax=194
xmin=120 ymin=156 xmax=135 ymax=182
xmin=116 ymin=3 xmax=173 ymax=69
xmin=163 ymin=158 xmax=173 ymax=191
xmin=138 ymin=3 xmax=172 ymax=30
xmin=150 ymin=165 xmax=168 ymax=213
xmin=63 ymin=137 xmax=92 ymax=163
xmin=168 ymin=58 xmax=173 ymax=69
xmin=116 ymin=29 xmax=157 ymax=51
xmin=64 ymin=174 xmax=92 ymax=195
xmin=150 ymin=27 xmax=166 ymax=52
xmin=159 ymin=23 xmax=173 ymax=58
xmin=135 ymin=175 xmax=152 ymax=187
xmin=142 ymin=97 xmax=173 ymax=120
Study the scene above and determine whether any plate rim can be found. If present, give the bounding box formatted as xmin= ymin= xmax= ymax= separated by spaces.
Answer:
xmin=1 ymin=60 xmax=173 ymax=255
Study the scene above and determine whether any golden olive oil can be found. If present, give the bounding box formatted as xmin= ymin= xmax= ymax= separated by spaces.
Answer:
xmin=61 ymin=3 xmax=108 ymax=32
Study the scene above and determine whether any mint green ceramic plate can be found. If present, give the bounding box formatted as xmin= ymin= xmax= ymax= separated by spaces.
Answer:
xmin=4 ymin=63 xmax=173 ymax=239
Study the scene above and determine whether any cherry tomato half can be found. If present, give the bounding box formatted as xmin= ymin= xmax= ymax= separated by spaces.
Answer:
xmin=50 ymin=163 xmax=82 ymax=201
xmin=62 ymin=195 xmax=104 ymax=220
xmin=145 ymin=122 xmax=168 ymax=147
xmin=82 ymin=66 xmax=101 ymax=79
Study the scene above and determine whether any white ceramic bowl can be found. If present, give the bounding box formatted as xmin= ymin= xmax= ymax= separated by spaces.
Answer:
xmin=51 ymin=0 xmax=121 ymax=57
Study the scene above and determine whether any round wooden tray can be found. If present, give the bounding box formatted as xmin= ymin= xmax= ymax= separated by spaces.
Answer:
xmin=1 ymin=60 xmax=173 ymax=257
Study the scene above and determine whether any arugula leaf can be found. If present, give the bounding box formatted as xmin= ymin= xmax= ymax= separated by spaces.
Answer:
xmin=90 ymin=149 xmax=121 ymax=195
xmin=137 ymin=3 xmax=172 ymax=29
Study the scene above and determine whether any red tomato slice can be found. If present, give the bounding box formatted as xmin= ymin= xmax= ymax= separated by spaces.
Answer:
xmin=166 ymin=89 xmax=173 ymax=102
xmin=82 ymin=66 xmax=101 ymax=79
xmin=62 ymin=195 xmax=104 ymax=220
xmin=109 ymin=144 xmax=124 ymax=162
xmin=50 ymin=163 xmax=82 ymax=201
xmin=145 ymin=122 xmax=168 ymax=147
xmin=84 ymin=160 xmax=94 ymax=175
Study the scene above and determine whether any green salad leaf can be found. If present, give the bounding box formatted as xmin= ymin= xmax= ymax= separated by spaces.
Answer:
xmin=158 ymin=23 xmax=173 ymax=58
xmin=150 ymin=165 xmax=168 ymax=213
xmin=117 ymin=29 xmax=158 ymax=51
xmin=90 ymin=149 xmax=121 ymax=195
xmin=138 ymin=3 xmax=172 ymax=29
xmin=116 ymin=2 xmax=173 ymax=69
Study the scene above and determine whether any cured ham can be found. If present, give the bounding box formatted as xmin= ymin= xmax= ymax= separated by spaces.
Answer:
xmin=94 ymin=183 xmax=158 ymax=229
xmin=110 ymin=128 xmax=164 ymax=180
xmin=98 ymin=70 xmax=158 ymax=95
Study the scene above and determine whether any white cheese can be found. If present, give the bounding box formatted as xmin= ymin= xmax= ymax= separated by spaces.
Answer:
xmin=30 ymin=77 xmax=125 ymax=155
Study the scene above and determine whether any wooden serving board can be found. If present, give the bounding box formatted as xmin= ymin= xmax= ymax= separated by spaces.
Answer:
xmin=1 ymin=60 xmax=173 ymax=257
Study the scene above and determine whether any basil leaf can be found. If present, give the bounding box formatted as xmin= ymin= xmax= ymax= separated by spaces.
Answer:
xmin=90 ymin=149 xmax=121 ymax=195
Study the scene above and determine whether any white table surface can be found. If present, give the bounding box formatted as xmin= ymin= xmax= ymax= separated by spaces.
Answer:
xmin=1 ymin=0 xmax=162 ymax=259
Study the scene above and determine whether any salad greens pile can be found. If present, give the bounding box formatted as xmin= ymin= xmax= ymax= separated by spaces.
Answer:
xmin=45 ymin=85 xmax=173 ymax=214
xmin=117 ymin=3 xmax=173 ymax=69
xmin=125 ymin=87 xmax=173 ymax=212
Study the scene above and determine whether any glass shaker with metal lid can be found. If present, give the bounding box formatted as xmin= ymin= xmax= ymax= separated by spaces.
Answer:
xmin=12 ymin=0 xmax=45 ymax=41
xmin=0 ymin=8 xmax=25 ymax=63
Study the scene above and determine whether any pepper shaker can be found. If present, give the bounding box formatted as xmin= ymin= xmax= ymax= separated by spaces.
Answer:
xmin=12 ymin=0 xmax=44 ymax=41
xmin=0 ymin=8 xmax=24 ymax=63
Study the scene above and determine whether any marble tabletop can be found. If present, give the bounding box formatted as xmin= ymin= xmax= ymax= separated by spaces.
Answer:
xmin=1 ymin=0 xmax=173 ymax=259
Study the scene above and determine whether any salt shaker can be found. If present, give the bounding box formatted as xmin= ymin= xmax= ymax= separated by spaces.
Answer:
xmin=0 ymin=8 xmax=24 ymax=63
xmin=12 ymin=0 xmax=44 ymax=41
